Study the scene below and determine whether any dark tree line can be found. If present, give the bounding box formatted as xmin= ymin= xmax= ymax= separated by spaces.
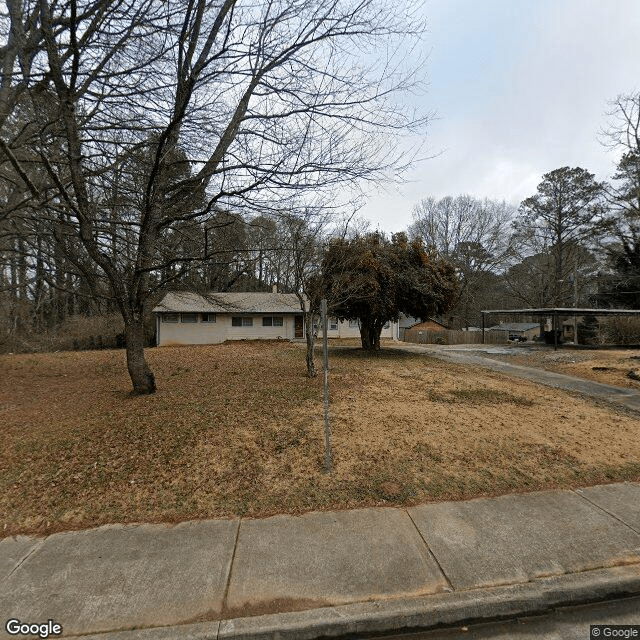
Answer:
xmin=407 ymin=93 xmax=640 ymax=325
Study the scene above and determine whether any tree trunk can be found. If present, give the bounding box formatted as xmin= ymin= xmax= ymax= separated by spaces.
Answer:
xmin=359 ymin=318 xmax=382 ymax=350
xmin=360 ymin=323 xmax=372 ymax=349
xmin=304 ymin=311 xmax=317 ymax=377
xmin=373 ymin=328 xmax=381 ymax=350
xmin=124 ymin=316 xmax=156 ymax=395
xmin=17 ymin=236 xmax=28 ymax=302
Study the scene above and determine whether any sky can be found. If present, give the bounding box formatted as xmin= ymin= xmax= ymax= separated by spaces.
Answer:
xmin=359 ymin=0 xmax=640 ymax=233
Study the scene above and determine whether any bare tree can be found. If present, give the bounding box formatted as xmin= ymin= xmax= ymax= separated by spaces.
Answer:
xmin=409 ymin=195 xmax=515 ymax=326
xmin=0 ymin=0 xmax=46 ymax=129
xmin=595 ymin=92 xmax=640 ymax=307
xmin=278 ymin=210 xmax=327 ymax=377
xmin=2 ymin=0 xmax=431 ymax=393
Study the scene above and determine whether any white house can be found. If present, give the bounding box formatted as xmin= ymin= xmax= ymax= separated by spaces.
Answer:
xmin=314 ymin=317 xmax=397 ymax=340
xmin=154 ymin=291 xmax=305 ymax=346
xmin=153 ymin=290 xmax=398 ymax=346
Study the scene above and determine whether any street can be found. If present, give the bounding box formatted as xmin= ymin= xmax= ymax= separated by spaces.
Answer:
xmin=370 ymin=595 xmax=640 ymax=640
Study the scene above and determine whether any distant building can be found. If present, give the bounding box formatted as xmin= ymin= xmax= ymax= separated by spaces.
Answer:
xmin=403 ymin=318 xmax=449 ymax=342
xmin=487 ymin=322 xmax=540 ymax=341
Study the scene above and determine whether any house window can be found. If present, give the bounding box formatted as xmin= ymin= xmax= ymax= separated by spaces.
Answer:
xmin=163 ymin=313 xmax=179 ymax=323
xmin=201 ymin=313 xmax=216 ymax=323
xmin=383 ymin=321 xmax=390 ymax=329
xmin=262 ymin=316 xmax=284 ymax=327
xmin=181 ymin=313 xmax=198 ymax=323
xmin=232 ymin=317 xmax=253 ymax=327
xmin=349 ymin=319 xmax=359 ymax=328
xmin=329 ymin=319 xmax=338 ymax=331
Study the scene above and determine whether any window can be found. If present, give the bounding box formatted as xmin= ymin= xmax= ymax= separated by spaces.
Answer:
xmin=201 ymin=313 xmax=216 ymax=323
xmin=232 ymin=317 xmax=253 ymax=327
xmin=329 ymin=319 xmax=338 ymax=331
xmin=163 ymin=313 xmax=179 ymax=323
xmin=181 ymin=313 xmax=198 ymax=323
xmin=349 ymin=319 xmax=359 ymax=328
xmin=383 ymin=321 xmax=390 ymax=329
xmin=262 ymin=316 xmax=283 ymax=327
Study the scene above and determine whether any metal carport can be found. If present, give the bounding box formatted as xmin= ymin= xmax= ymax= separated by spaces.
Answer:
xmin=480 ymin=308 xmax=640 ymax=350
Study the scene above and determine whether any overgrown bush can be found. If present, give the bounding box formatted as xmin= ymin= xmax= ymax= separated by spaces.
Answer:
xmin=542 ymin=330 xmax=563 ymax=345
xmin=577 ymin=315 xmax=601 ymax=345
xmin=0 ymin=314 xmax=135 ymax=354
xmin=600 ymin=317 xmax=640 ymax=345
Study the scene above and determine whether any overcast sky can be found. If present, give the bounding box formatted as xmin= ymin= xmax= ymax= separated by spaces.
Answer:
xmin=359 ymin=0 xmax=640 ymax=233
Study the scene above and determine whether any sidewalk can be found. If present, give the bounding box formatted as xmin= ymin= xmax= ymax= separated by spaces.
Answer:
xmin=2 ymin=483 xmax=640 ymax=639
xmin=390 ymin=342 xmax=640 ymax=413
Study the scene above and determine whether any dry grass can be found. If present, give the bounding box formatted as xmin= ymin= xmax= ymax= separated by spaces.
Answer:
xmin=485 ymin=346 xmax=640 ymax=389
xmin=2 ymin=341 xmax=639 ymax=538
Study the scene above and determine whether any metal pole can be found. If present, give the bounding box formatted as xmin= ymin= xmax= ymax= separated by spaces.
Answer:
xmin=553 ymin=311 xmax=558 ymax=351
xmin=321 ymin=299 xmax=332 ymax=472
xmin=573 ymin=270 xmax=578 ymax=345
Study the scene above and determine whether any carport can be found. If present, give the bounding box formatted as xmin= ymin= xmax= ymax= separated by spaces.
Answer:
xmin=480 ymin=308 xmax=640 ymax=350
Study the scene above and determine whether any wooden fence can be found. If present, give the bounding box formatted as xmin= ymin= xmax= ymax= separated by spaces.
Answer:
xmin=403 ymin=329 xmax=508 ymax=346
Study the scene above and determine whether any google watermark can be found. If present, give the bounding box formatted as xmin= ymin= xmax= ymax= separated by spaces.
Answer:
xmin=591 ymin=626 xmax=640 ymax=639
xmin=5 ymin=619 xmax=62 ymax=638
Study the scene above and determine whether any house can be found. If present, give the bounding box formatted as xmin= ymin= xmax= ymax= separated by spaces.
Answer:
xmin=487 ymin=322 xmax=540 ymax=341
xmin=315 ymin=317 xmax=397 ymax=340
xmin=153 ymin=290 xmax=398 ymax=346
xmin=562 ymin=318 xmax=580 ymax=342
xmin=397 ymin=316 xmax=447 ymax=341
xmin=153 ymin=291 xmax=306 ymax=346
xmin=403 ymin=318 xmax=448 ymax=342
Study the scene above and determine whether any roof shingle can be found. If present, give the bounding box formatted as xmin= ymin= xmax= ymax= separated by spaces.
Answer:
xmin=153 ymin=291 xmax=304 ymax=314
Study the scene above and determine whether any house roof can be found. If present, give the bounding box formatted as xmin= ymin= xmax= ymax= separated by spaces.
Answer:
xmin=153 ymin=291 xmax=303 ymax=314
xmin=488 ymin=322 xmax=540 ymax=332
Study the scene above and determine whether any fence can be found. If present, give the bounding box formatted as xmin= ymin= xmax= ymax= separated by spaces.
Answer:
xmin=403 ymin=329 xmax=508 ymax=346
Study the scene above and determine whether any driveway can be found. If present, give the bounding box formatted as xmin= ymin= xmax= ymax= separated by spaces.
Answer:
xmin=391 ymin=342 xmax=640 ymax=414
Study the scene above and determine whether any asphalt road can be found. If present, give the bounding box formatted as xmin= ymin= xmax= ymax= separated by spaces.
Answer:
xmin=368 ymin=595 xmax=640 ymax=640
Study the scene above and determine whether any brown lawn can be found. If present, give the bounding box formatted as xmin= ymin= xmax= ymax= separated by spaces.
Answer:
xmin=1 ymin=341 xmax=639 ymax=538
xmin=480 ymin=345 xmax=640 ymax=389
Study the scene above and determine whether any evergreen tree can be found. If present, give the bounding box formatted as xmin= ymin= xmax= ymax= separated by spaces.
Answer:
xmin=321 ymin=232 xmax=458 ymax=350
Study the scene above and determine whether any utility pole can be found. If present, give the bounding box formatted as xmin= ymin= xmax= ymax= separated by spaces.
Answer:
xmin=321 ymin=298 xmax=333 ymax=472
xmin=573 ymin=270 xmax=578 ymax=345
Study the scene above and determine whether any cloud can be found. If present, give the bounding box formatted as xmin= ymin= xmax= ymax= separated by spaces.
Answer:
xmin=360 ymin=0 xmax=640 ymax=232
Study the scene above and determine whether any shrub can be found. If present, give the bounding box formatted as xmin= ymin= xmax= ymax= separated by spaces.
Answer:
xmin=0 ymin=314 xmax=129 ymax=354
xmin=600 ymin=317 xmax=640 ymax=345
xmin=577 ymin=315 xmax=601 ymax=345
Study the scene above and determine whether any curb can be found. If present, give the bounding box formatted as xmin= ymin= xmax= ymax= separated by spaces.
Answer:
xmin=77 ymin=563 xmax=640 ymax=640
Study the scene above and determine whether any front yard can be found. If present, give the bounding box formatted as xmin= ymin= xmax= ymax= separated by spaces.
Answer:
xmin=474 ymin=344 xmax=640 ymax=388
xmin=2 ymin=341 xmax=639 ymax=537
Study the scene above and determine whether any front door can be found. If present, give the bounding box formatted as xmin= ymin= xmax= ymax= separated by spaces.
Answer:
xmin=294 ymin=315 xmax=304 ymax=339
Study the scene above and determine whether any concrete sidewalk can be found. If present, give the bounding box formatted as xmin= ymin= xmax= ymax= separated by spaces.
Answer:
xmin=390 ymin=342 xmax=640 ymax=413
xmin=2 ymin=483 xmax=640 ymax=639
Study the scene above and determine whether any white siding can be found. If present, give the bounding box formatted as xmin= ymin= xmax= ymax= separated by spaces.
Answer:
xmin=316 ymin=319 xmax=397 ymax=339
xmin=157 ymin=314 xmax=299 ymax=346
